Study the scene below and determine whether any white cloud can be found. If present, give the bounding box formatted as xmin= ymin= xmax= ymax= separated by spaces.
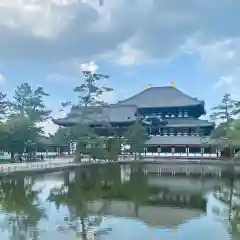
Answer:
xmin=0 ymin=73 xmax=5 ymax=83
xmin=0 ymin=0 xmax=239 ymax=65
xmin=213 ymin=72 xmax=240 ymax=100
xmin=214 ymin=75 xmax=234 ymax=88
xmin=80 ymin=61 xmax=99 ymax=72
xmin=38 ymin=107 xmax=67 ymax=135
xmin=113 ymin=41 xmax=148 ymax=66
xmin=185 ymin=38 xmax=240 ymax=70
xmin=38 ymin=119 xmax=58 ymax=136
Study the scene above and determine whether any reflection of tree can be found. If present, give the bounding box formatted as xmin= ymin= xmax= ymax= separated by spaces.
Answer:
xmin=48 ymin=168 xmax=105 ymax=239
xmin=231 ymin=205 xmax=240 ymax=239
xmin=125 ymin=166 xmax=148 ymax=217
xmin=220 ymin=176 xmax=240 ymax=239
xmin=0 ymin=177 xmax=45 ymax=240
xmin=101 ymin=165 xmax=148 ymax=217
xmin=48 ymin=165 xmax=147 ymax=237
xmin=214 ymin=177 xmax=240 ymax=239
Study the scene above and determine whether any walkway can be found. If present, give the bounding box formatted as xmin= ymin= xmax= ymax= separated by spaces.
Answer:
xmin=0 ymin=157 xmax=120 ymax=175
xmin=0 ymin=157 xmax=77 ymax=175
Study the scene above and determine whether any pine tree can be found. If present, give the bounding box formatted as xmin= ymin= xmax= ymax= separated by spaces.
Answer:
xmin=210 ymin=93 xmax=237 ymax=122
xmin=62 ymin=69 xmax=114 ymax=161
xmin=9 ymin=83 xmax=51 ymax=122
xmin=210 ymin=93 xmax=240 ymax=154
xmin=0 ymin=92 xmax=8 ymax=121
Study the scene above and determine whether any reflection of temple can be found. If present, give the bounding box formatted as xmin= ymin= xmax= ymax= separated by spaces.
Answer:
xmin=87 ymin=200 xmax=202 ymax=227
xmin=45 ymin=167 xmax=209 ymax=229
xmin=88 ymin=170 xmax=207 ymax=227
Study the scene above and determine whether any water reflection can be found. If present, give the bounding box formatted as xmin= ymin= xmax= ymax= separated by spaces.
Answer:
xmin=0 ymin=164 xmax=237 ymax=239
xmin=0 ymin=176 xmax=45 ymax=239
xmin=213 ymin=176 xmax=240 ymax=240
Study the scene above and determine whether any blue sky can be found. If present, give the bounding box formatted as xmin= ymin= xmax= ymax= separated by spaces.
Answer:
xmin=0 ymin=0 xmax=239 ymax=134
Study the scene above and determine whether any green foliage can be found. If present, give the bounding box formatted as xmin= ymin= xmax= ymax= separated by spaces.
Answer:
xmin=0 ymin=84 xmax=51 ymax=156
xmin=123 ymin=121 xmax=149 ymax=158
xmin=52 ymin=127 xmax=74 ymax=145
xmin=210 ymin=120 xmax=240 ymax=140
xmin=210 ymin=122 xmax=229 ymax=139
xmin=210 ymin=93 xmax=239 ymax=122
xmin=9 ymin=83 xmax=51 ymax=122
xmin=105 ymin=137 xmax=122 ymax=161
xmin=0 ymin=92 xmax=8 ymax=120
xmin=0 ymin=116 xmax=42 ymax=156
xmin=73 ymin=71 xmax=112 ymax=107
xmin=61 ymin=70 xmax=114 ymax=161
xmin=209 ymin=94 xmax=240 ymax=150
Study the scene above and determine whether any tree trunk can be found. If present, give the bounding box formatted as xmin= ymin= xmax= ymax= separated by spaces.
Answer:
xmin=134 ymin=202 xmax=139 ymax=217
xmin=10 ymin=152 xmax=15 ymax=162
xmin=80 ymin=216 xmax=87 ymax=239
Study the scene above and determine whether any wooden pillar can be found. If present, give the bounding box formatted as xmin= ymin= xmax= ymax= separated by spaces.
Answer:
xmin=57 ymin=147 xmax=60 ymax=156
xmin=171 ymin=146 xmax=175 ymax=156
xmin=201 ymin=147 xmax=204 ymax=155
xmin=157 ymin=146 xmax=161 ymax=156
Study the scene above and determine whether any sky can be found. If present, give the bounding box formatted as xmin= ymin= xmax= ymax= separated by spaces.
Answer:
xmin=0 ymin=0 xmax=240 ymax=135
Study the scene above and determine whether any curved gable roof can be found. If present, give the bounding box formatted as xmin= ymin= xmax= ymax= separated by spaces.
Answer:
xmin=117 ymin=86 xmax=204 ymax=108
xmin=52 ymin=105 xmax=138 ymax=126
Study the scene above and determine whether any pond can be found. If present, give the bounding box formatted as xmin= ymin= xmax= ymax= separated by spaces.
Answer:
xmin=0 ymin=164 xmax=238 ymax=240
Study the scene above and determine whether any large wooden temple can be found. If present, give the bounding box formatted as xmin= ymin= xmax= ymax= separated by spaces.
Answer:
xmin=53 ymin=86 xmax=217 ymax=157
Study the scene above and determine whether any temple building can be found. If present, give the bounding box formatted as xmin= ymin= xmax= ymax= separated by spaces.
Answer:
xmin=53 ymin=86 xmax=216 ymax=157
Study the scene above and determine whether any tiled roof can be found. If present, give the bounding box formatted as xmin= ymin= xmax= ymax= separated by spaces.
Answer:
xmin=52 ymin=105 xmax=138 ymax=126
xmin=146 ymin=136 xmax=208 ymax=145
xmin=117 ymin=86 xmax=204 ymax=108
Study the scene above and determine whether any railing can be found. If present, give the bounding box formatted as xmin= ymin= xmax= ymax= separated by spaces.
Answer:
xmin=143 ymin=152 xmax=218 ymax=158
xmin=0 ymin=158 xmax=76 ymax=174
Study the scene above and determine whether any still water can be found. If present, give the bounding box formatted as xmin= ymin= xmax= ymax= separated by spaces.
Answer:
xmin=0 ymin=164 xmax=239 ymax=240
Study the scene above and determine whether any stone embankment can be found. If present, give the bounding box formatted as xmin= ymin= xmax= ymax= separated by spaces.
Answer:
xmin=0 ymin=155 xmax=239 ymax=177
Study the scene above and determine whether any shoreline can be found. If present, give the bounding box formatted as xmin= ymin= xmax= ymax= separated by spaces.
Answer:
xmin=0 ymin=156 xmax=239 ymax=178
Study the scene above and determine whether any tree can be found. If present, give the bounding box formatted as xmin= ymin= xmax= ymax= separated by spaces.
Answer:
xmin=9 ymin=83 xmax=51 ymax=122
xmin=61 ymin=70 xmax=114 ymax=161
xmin=52 ymin=127 xmax=75 ymax=146
xmin=105 ymin=136 xmax=122 ymax=161
xmin=123 ymin=121 xmax=149 ymax=160
xmin=209 ymin=93 xmax=240 ymax=145
xmin=0 ymin=84 xmax=51 ymax=160
xmin=210 ymin=93 xmax=239 ymax=122
xmin=210 ymin=122 xmax=229 ymax=139
xmin=0 ymin=116 xmax=42 ymax=160
xmin=0 ymin=92 xmax=8 ymax=121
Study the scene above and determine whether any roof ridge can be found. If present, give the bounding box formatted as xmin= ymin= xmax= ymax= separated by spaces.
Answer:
xmin=117 ymin=86 xmax=203 ymax=104
xmin=117 ymin=88 xmax=150 ymax=104
xmin=117 ymin=86 xmax=175 ymax=104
